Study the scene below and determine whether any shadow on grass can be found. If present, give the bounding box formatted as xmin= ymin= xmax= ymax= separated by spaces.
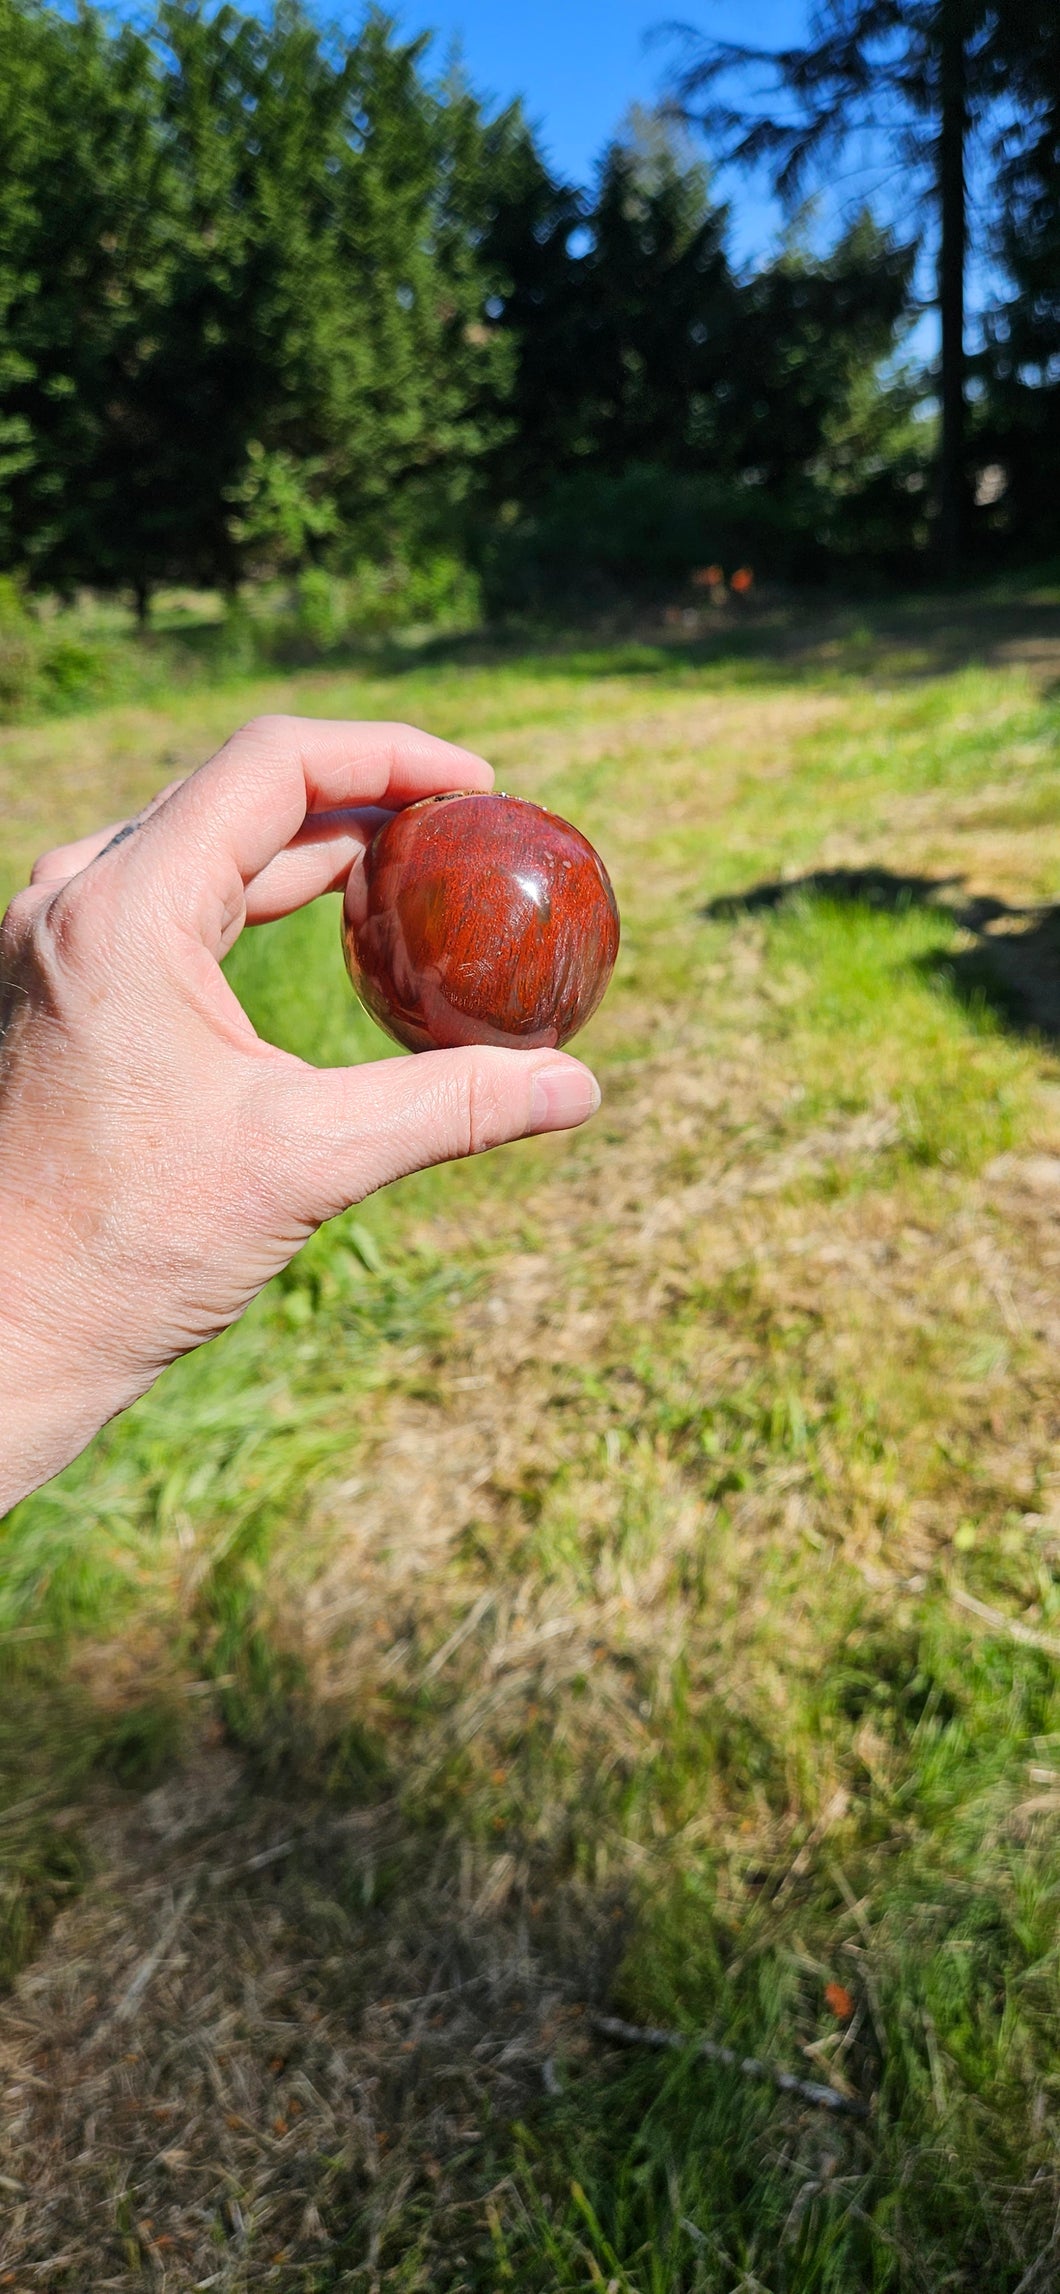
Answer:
xmin=398 ymin=587 xmax=1060 ymax=690
xmin=7 ymin=1546 xmax=1060 ymax=2287
xmin=703 ymin=865 xmax=1060 ymax=1047
xmin=138 ymin=582 xmax=1060 ymax=693
xmin=4 ymin=1651 xmax=1058 ymax=2290
xmin=6 ymin=588 xmax=1060 ymax=733
xmin=0 ymin=1657 xmax=644 ymax=2286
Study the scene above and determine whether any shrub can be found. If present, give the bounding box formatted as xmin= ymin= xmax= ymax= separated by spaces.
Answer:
xmin=279 ymin=553 xmax=482 ymax=655
xmin=0 ymin=580 xmax=124 ymax=717
xmin=480 ymin=458 xmax=927 ymax=610
xmin=294 ymin=566 xmax=347 ymax=650
xmin=0 ymin=576 xmax=37 ymax=713
xmin=339 ymin=551 xmax=481 ymax=638
xmin=480 ymin=465 xmax=805 ymax=610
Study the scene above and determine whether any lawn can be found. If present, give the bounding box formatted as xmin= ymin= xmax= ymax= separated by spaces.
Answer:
xmin=3 ymin=597 xmax=1060 ymax=2289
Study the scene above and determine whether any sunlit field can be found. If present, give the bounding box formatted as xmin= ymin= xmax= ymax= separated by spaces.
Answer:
xmin=3 ymin=597 xmax=1060 ymax=2288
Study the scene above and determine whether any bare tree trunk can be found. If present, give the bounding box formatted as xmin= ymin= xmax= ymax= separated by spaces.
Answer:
xmin=134 ymin=576 xmax=151 ymax=629
xmin=937 ymin=0 xmax=967 ymax=579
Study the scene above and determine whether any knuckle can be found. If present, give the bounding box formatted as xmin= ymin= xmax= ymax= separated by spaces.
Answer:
xmin=29 ymin=876 xmax=126 ymax=985
xmin=460 ymin=1054 xmax=507 ymax=1158
xmin=1 ymin=886 xmax=43 ymax=946
xmin=43 ymin=881 xmax=100 ymax=966
xmin=0 ymin=892 xmax=69 ymax=1028
xmin=29 ymin=842 xmax=70 ymax=885
xmin=388 ymin=721 xmax=434 ymax=759
xmin=231 ymin=712 xmax=290 ymax=748
xmin=242 ymin=1069 xmax=323 ymax=1212
xmin=0 ymin=890 xmax=42 ymax=1019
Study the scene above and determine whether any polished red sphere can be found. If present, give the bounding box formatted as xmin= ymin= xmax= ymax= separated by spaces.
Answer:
xmin=342 ymin=791 xmax=620 ymax=1053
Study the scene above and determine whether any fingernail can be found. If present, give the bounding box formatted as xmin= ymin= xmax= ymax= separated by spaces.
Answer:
xmin=529 ymin=1061 xmax=602 ymax=1131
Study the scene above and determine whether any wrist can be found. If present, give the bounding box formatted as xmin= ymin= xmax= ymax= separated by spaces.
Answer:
xmin=0 ymin=1211 xmax=136 ymax=1513
xmin=2 ymin=1330 xmax=125 ymax=1515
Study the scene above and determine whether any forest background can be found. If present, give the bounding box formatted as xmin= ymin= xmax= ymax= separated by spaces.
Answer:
xmin=1 ymin=0 xmax=1060 ymax=713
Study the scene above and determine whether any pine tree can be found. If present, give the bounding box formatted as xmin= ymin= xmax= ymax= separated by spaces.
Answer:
xmin=982 ymin=6 xmax=1060 ymax=554
xmin=482 ymin=110 xmax=739 ymax=495
xmin=663 ymin=1 xmax=1011 ymax=574
xmin=0 ymin=0 xmax=49 ymax=564
xmin=0 ymin=0 xmax=169 ymax=600
xmin=480 ymin=105 xmax=913 ymax=559
xmin=0 ymin=0 xmax=522 ymax=601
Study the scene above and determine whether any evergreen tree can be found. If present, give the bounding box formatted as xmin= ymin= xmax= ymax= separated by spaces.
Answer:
xmin=0 ymin=0 xmax=169 ymax=602
xmin=133 ymin=0 xmax=516 ymax=593
xmin=982 ymin=7 xmax=1060 ymax=553
xmin=663 ymin=1 xmax=1013 ymax=574
xmin=570 ymin=112 xmax=737 ymax=474
xmin=483 ymin=111 xmax=738 ymax=495
xmin=0 ymin=0 xmax=520 ymax=604
xmin=471 ymin=123 xmax=588 ymax=500
xmin=481 ymin=109 xmax=914 ymax=570
xmin=721 ymin=211 xmax=914 ymax=493
xmin=0 ymin=0 xmax=49 ymax=565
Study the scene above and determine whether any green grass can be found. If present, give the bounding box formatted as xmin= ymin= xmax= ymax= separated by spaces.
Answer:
xmin=3 ymin=599 xmax=1060 ymax=2286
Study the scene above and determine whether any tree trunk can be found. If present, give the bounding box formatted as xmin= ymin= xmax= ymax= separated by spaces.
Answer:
xmin=134 ymin=576 xmax=151 ymax=628
xmin=937 ymin=0 xmax=967 ymax=579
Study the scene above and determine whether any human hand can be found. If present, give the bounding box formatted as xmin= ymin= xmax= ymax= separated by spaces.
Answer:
xmin=0 ymin=716 xmax=601 ymax=1510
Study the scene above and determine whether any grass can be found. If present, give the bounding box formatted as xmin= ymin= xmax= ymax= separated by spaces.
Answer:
xmin=0 ymin=562 xmax=481 ymax=725
xmin=3 ymin=597 xmax=1060 ymax=2286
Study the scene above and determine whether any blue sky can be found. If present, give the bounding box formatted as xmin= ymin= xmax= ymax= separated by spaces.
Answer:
xmin=385 ymin=0 xmax=806 ymax=269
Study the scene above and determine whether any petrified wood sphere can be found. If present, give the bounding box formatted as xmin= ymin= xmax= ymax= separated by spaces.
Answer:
xmin=342 ymin=791 xmax=620 ymax=1053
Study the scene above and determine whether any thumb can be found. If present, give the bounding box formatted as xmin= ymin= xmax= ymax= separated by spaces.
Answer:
xmin=277 ymin=1044 xmax=602 ymax=1223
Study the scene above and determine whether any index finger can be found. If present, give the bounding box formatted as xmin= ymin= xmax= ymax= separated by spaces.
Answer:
xmin=94 ymin=717 xmax=493 ymax=954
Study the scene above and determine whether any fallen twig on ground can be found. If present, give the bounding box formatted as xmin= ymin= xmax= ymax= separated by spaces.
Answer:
xmin=110 ymin=1879 xmax=198 ymax=2026
xmin=950 ymin=1585 xmax=1060 ymax=1661
xmin=589 ymin=2012 xmax=870 ymax=2118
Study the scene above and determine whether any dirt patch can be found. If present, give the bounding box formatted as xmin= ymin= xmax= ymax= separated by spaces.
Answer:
xmin=0 ymin=1741 xmax=623 ymax=2287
